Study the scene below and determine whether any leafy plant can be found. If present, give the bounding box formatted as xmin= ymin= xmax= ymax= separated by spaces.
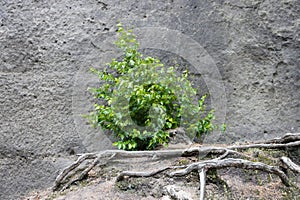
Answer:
xmin=87 ymin=23 xmax=216 ymax=150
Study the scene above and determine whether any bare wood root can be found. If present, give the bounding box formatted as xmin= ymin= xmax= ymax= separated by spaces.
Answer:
xmin=198 ymin=168 xmax=206 ymax=200
xmin=228 ymin=141 xmax=300 ymax=150
xmin=77 ymin=149 xmax=184 ymax=160
xmin=280 ymin=156 xmax=300 ymax=173
xmin=181 ymin=133 xmax=296 ymax=155
xmin=116 ymin=158 xmax=290 ymax=186
xmin=52 ymin=153 xmax=98 ymax=191
xmin=52 ymin=150 xmax=183 ymax=191
xmin=183 ymin=146 xmax=252 ymax=160
xmin=168 ymin=158 xmax=290 ymax=187
xmin=60 ymin=157 xmax=100 ymax=191
xmin=58 ymin=153 xmax=117 ymax=191
xmin=52 ymin=132 xmax=300 ymax=195
xmin=116 ymin=166 xmax=182 ymax=182
xmin=265 ymin=133 xmax=300 ymax=144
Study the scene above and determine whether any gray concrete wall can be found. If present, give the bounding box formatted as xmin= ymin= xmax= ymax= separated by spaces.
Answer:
xmin=0 ymin=0 xmax=299 ymax=199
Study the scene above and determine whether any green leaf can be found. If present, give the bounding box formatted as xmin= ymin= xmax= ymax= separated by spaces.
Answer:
xmin=87 ymin=23 xmax=219 ymax=151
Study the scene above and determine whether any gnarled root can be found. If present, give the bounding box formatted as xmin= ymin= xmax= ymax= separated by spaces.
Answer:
xmin=52 ymin=132 xmax=300 ymax=199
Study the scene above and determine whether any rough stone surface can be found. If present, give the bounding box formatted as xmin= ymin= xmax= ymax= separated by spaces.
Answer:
xmin=0 ymin=0 xmax=299 ymax=199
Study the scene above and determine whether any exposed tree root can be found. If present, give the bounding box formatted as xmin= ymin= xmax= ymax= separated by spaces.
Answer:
xmin=52 ymin=153 xmax=98 ymax=191
xmin=199 ymin=168 xmax=206 ymax=200
xmin=52 ymin=150 xmax=183 ymax=191
xmin=52 ymin=132 xmax=300 ymax=200
xmin=265 ymin=133 xmax=300 ymax=144
xmin=280 ymin=156 xmax=300 ymax=173
xmin=116 ymin=166 xmax=183 ymax=182
xmin=60 ymin=153 xmax=117 ymax=191
xmin=170 ymin=158 xmax=290 ymax=185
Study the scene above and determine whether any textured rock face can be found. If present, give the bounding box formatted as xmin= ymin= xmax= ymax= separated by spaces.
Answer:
xmin=0 ymin=0 xmax=299 ymax=199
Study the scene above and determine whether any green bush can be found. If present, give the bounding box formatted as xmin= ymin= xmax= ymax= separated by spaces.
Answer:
xmin=87 ymin=24 xmax=216 ymax=150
